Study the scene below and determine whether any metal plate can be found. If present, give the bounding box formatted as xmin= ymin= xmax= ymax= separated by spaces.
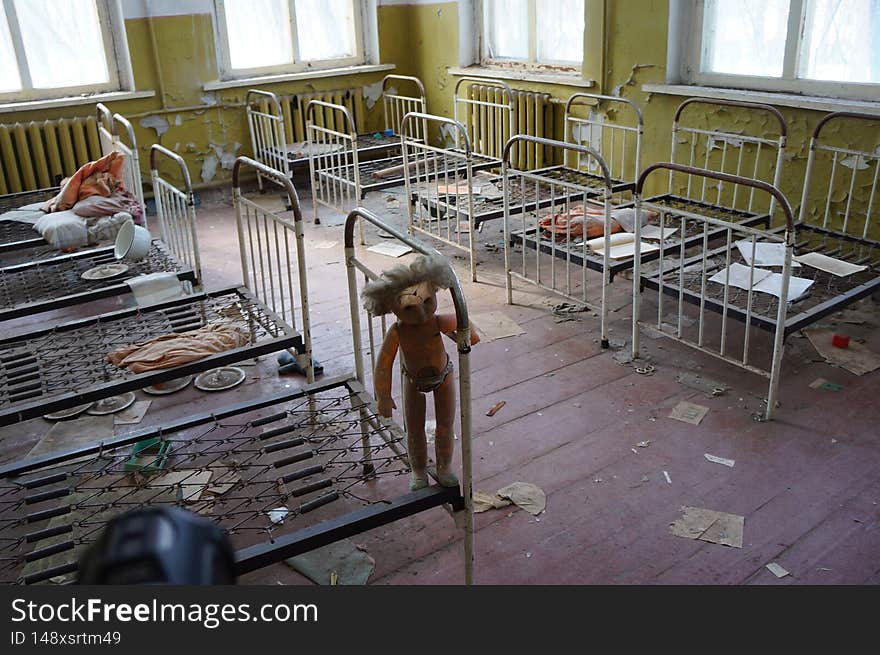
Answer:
xmin=42 ymin=403 xmax=93 ymax=421
xmin=85 ymin=392 xmax=136 ymax=415
xmin=143 ymin=375 xmax=193 ymax=395
xmin=195 ymin=367 xmax=246 ymax=392
xmin=80 ymin=263 xmax=129 ymax=280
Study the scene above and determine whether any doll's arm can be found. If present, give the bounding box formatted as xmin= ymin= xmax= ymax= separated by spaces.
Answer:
xmin=437 ymin=314 xmax=480 ymax=345
xmin=374 ymin=324 xmax=400 ymax=417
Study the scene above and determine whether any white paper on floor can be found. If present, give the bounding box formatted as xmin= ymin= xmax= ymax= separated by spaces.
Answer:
xmin=471 ymin=311 xmax=525 ymax=341
xmin=704 ymin=453 xmax=735 ymax=467
xmin=766 ymin=562 xmax=790 ymax=578
xmin=367 ymin=242 xmax=412 ymax=258
xmin=669 ymin=400 xmax=709 ymax=426
xmin=735 ymin=240 xmax=799 ymax=268
xmin=669 ymin=506 xmax=744 ymax=548
xmin=804 ymin=328 xmax=880 ymax=376
xmin=794 ymin=252 xmax=868 ymax=277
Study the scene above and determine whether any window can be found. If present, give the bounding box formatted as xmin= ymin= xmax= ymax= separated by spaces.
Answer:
xmin=0 ymin=0 xmax=128 ymax=102
xmin=215 ymin=0 xmax=365 ymax=79
xmin=479 ymin=0 xmax=585 ymax=69
xmin=681 ymin=0 xmax=880 ymax=101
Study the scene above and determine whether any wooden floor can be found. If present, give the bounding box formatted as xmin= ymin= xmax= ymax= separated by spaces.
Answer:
xmin=3 ymin=178 xmax=879 ymax=585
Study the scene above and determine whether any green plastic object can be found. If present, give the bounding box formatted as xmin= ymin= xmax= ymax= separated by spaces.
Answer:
xmin=125 ymin=437 xmax=171 ymax=473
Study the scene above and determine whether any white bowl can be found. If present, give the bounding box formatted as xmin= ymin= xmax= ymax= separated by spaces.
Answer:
xmin=114 ymin=220 xmax=151 ymax=261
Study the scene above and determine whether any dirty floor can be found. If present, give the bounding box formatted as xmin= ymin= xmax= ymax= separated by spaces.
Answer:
xmin=3 ymin=175 xmax=879 ymax=585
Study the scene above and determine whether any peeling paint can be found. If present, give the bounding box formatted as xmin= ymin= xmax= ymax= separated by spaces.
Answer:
xmin=200 ymin=92 xmax=218 ymax=106
xmin=209 ymin=141 xmax=241 ymax=171
xmin=438 ymin=122 xmax=457 ymax=147
xmin=363 ymin=81 xmax=384 ymax=110
xmin=175 ymin=114 xmax=183 ymax=126
xmin=139 ymin=115 xmax=170 ymax=137
xmin=201 ymin=154 xmax=219 ymax=184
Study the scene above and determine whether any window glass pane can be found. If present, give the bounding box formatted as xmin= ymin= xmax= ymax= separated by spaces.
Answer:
xmin=800 ymin=0 xmax=880 ymax=84
xmin=536 ymin=0 xmax=585 ymax=64
xmin=14 ymin=0 xmax=109 ymax=89
xmin=224 ymin=0 xmax=293 ymax=70
xmin=701 ymin=0 xmax=788 ymax=77
xmin=0 ymin=10 xmax=21 ymax=92
xmin=295 ymin=0 xmax=356 ymax=61
xmin=485 ymin=0 xmax=528 ymax=60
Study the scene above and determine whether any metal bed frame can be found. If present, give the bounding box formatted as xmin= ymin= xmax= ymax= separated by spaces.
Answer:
xmin=0 ymin=104 xmax=147 ymax=257
xmin=248 ymin=75 xmax=426 ymax=186
xmin=503 ymin=135 xmax=615 ymax=347
xmin=0 ymin=158 xmax=313 ymax=427
xmin=631 ymin=163 xmax=797 ymax=420
xmin=448 ymin=93 xmax=641 ymax=243
xmin=0 ymin=145 xmax=202 ymax=322
xmin=511 ymin=97 xmax=787 ymax=282
xmin=0 ymin=207 xmax=474 ymax=586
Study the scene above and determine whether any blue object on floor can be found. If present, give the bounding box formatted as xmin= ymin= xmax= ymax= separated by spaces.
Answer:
xmin=277 ymin=350 xmax=323 ymax=376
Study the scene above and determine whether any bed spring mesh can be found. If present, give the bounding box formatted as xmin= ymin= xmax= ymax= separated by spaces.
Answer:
xmin=0 ymin=290 xmax=289 ymax=408
xmin=0 ymin=242 xmax=189 ymax=312
xmin=0 ymin=383 xmax=412 ymax=584
xmin=646 ymin=225 xmax=880 ymax=328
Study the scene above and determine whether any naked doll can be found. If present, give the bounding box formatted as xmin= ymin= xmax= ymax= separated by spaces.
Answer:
xmin=362 ymin=255 xmax=479 ymax=491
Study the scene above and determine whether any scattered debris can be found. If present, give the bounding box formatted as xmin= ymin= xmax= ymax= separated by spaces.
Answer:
xmin=804 ymin=328 xmax=880 ymax=375
xmin=268 ymin=507 xmax=289 ymax=524
xmin=367 ymin=242 xmax=412 ymax=258
xmin=486 ymin=400 xmax=506 ymax=417
xmin=704 ymin=453 xmax=735 ymax=468
xmin=552 ymin=302 xmax=589 ymax=323
xmin=471 ymin=311 xmax=525 ymax=341
xmin=637 ymin=440 xmax=651 ymax=448
xmin=669 ymin=400 xmax=710 ymax=425
xmin=663 ymin=471 xmax=672 ymax=484
xmin=613 ymin=350 xmax=634 ymax=365
xmin=631 ymin=448 xmax=638 ymax=454
xmin=496 ymin=482 xmax=546 ymax=516
xmin=286 ymin=539 xmax=374 ymax=585
xmin=676 ymin=371 xmax=730 ymax=397
xmin=635 ymin=364 xmax=655 ymax=375
xmin=670 ymin=506 xmax=744 ymax=548
xmin=313 ymin=240 xmax=338 ymax=249
xmin=765 ymin=562 xmax=790 ymax=578
xmin=473 ymin=490 xmax=513 ymax=513
xmin=114 ymin=400 xmax=152 ymax=426
xmin=809 ymin=377 xmax=843 ymax=391
xmin=152 ymin=470 xmax=213 ymax=503
xmin=30 ymin=414 xmax=114 ymax=459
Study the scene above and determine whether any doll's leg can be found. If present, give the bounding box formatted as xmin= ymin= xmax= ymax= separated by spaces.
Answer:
xmin=432 ymin=375 xmax=459 ymax=487
xmin=403 ymin=376 xmax=429 ymax=490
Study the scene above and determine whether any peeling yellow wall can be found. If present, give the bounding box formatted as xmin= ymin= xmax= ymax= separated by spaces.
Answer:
xmin=2 ymin=0 xmax=878 ymax=229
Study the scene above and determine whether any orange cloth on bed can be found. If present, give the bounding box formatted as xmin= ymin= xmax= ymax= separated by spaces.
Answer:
xmin=106 ymin=323 xmax=249 ymax=374
xmin=43 ymin=151 xmax=126 ymax=213
xmin=539 ymin=205 xmax=624 ymax=241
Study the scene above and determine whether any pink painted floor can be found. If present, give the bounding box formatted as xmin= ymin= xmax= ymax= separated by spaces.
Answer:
xmin=3 ymin=176 xmax=878 ymax=585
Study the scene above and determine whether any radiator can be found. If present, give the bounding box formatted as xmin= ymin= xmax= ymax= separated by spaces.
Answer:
xmin=255 ymin=87 xmax=367 ymax=143
xmin=0 ymin=116 xmax=102 ymax=195
xmin=465 ymin=85 xmax=558 ymax=169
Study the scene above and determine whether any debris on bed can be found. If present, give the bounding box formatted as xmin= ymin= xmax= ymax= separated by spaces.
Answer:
xmin=669 ymin=506 xmax=744 ymax=548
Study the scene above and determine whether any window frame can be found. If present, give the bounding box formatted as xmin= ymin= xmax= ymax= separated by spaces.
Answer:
xmin=680 ymin=0 xmax=880 ymax=102
xmin=214 ymin=0 xmax=367 ymax=81
xmin=476 ymin=0 xmax=585 ymax=73
xmin=0 ymin=0 xmax=130 ymax=103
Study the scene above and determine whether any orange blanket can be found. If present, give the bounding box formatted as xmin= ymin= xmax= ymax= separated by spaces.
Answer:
xmin=107 ymin=323 xmax=249 ymax=374
xmin=539 ymin=205 xmax=624 ymax=241
xmin=43 ymin=151 xmax=126 ymax=213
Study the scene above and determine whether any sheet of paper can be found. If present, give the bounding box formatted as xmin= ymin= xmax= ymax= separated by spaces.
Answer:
xmin=708 ymin=262 xmax=773 ymax=291
xmin=766 ymin=562 xmax=790 ymax=578
xmin=29 ymin=414 xmax=114 ymax=459
xmin=794 ymin=252 xmax=868 ymax=277
xmin=639 ymin=225 xmax=677 ymax=241
xmin=367 ymin=242 xmax=412 ymax=258
xmin=471 ymin=311 xmax=525 ymax=341
xmin=670 ymin=506 xmax=744 ymax=548
xmin=735 ymin=240 xmax=799 ymax=268
xmin=669 ymin=400 xmax=709 ymax=425
xmin=704 ymin=453 xmax=735 ymax=467
xmin=584 ymin=232 xmax=635 ymax=250
xmin=753 ymin=272 xmax=814 ymax=302
xmin=804 ymin=328 xmax=880 ymax=376
xmin=114 ymin=400 xmax=152 ymax=426
xmin=603 ymin=241 xmax=660 ymax=260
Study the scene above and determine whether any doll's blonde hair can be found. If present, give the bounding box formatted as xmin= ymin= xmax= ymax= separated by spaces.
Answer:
xmin=361 ymin=254 xmax=457 ymax=316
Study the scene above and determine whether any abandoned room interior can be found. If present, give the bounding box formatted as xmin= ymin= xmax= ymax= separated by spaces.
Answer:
xmin=0 ymin=0 xmax=877 ymax=586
